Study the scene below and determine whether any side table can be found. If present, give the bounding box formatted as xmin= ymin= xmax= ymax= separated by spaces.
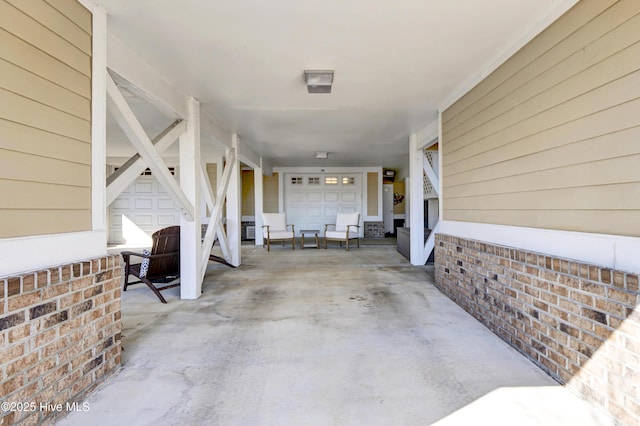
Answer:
xmin=299 ymin=229 xmax=320 ymax=249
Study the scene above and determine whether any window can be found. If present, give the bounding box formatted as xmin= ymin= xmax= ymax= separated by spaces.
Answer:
xmin=342 ymin=176 xmax=355 ymax=185
xmin=308 ymin=177 xmax=320 ymax=185
xmin=290 ymin=177 xmax=303 ymax=185
xmin=324 ymin=176 xmax=338 ymax=185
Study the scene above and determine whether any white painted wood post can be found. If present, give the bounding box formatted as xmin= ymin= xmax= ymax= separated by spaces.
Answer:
xmin=179 ymin=97 xmax=202 ymax=299
xmin=409 ymin=133 xmax=425 ymax=265
xmin=226 ymin=135 xmax=242 ymax=266
xmin=254 ymin=161 xmax=264 ymax=246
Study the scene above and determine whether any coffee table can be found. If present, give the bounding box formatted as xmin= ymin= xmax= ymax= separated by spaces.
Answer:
xmin=299 ymin=229 xmax=320 ymax=249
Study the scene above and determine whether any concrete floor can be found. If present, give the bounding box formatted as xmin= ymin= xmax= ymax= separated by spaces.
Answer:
xmin=59 ymin=244 xmax=611 ymax=426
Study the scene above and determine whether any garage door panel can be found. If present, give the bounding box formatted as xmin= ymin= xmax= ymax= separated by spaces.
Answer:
xmin=307 ymin=207 xmax=322 ymax=217
xmin=157 ymin=198 xmax=176 ymax=209
xmin=135 ymin=182 xmax=153 ymax=193
xmin=307 ymin=192 xmax=322 ymax=202
xmin=341 ymin=193 xmax=356 ymax=202
xmin=112 ymin=199 xmax=129 ymax=209
xmin=135 ymin=215 xmax=153 ymax=225
xmin=135 ymin=198 xmax=153 ymax=209
xmin=324 ymin=192 xmax=339 ymax=202
xmin=324 ymin=206 xmax=339 ymax=217
xmin=158 ymin=215 xmax=177 ymax=226
xmin=289 ymin=192 xmax=305 ymax=203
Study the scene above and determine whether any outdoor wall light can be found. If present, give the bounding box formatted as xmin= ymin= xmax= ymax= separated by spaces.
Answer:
xmin=304 ymin=70 xmax=334 ymax=93
xmin=315 ymin=151 xmax=329 ymax=159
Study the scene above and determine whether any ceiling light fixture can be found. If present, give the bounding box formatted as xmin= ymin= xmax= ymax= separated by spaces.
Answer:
xmin=315 ymin=151 xmax=329 ymax=159
xmin=304 ymin=70 xmax=334 ymax=94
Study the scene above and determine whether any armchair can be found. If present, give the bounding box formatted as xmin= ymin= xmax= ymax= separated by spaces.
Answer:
xmin=262 ymin=213 xmax=295 ymax=251
xmin=324 ymin=212 xmax=361 ymax=250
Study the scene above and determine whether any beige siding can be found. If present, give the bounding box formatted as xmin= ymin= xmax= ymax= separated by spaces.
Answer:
xmin=242 ymin=170 xmax=255 ymax=216
xmin=442 ymin=0 xmax=640 ymax=237
xmin=0 ymin=0 xmax=91 ymax=238
xmin=367 ymin=172 xmax=378 ymax=216
xmin=263 ymin=173 xmax=279 ymax=214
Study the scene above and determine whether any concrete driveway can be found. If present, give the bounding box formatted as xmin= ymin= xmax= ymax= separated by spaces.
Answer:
xmin=59 ymin=244 xmax=611 ymax=425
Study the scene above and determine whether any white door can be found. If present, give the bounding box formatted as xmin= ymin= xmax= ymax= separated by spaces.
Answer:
xmin=284 ymin=174 xmax=362 ymax=236
xmin=383 ymin=184 xmax=394 ymax=234
xmin=109 ymin=175 xmax=180 ymax=245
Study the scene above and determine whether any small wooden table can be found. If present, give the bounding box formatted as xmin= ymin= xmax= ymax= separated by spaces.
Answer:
xmin=300 ymin=229 xmax=320 ymax=249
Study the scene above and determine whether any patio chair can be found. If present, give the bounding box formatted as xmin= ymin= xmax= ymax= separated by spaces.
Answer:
xmin=121 ymin=226 xmax=181 ymax=303
xmin=262 ymin=213 xmax=295 ymax=251
xmin=324 ymin=212 xmax=361 ymax=250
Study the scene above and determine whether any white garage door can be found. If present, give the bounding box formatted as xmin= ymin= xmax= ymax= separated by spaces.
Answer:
xmin=284 ymin=174 xmax=362 ymax=237
xmin=109 ymin=175 xmax=180 ymax=245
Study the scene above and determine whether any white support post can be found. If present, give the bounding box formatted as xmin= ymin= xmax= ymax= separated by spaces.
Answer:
xmin=409 ymin=133 xmax=425 ymax=265
xmin=179 ymin=98 xmax=202 ymax=299
xmin=106 ymin=120 xmax=185 ymax=205
xmin=226 ymin=135 xmax=242 ymax=266
xmin=254 ymin=161 xmax=264 ymax=246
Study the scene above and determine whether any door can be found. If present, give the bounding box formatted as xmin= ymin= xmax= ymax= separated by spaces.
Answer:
xmin=284 ymin=174 xmax=362 ymax=236
xmin=383 ymin=184 xmax=394 ymax=234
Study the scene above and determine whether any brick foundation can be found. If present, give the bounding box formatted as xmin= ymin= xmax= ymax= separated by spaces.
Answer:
xmin=364 ymin=221 xmax=384 ymax=239
xmin=0 ymin=256 xmax=122 ymax=425
xmin=435 ymin=234 xmax=640 ymax=425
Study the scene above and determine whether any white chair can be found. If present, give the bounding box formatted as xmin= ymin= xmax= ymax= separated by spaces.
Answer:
xmin=324 ymin=212 xmax=361 ymax=250
xmin=262 ymin=213 xmax=295 ymax=251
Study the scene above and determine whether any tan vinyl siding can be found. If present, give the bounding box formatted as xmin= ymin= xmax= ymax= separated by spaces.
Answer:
xmin=0 ymin=0 xmax=91 ymax=238
xmin=263 ymin=173 xmax=279 ymax=213
xmin=242 ymin=170 xmax=255 ymax=216
xmin=367 ymin=172 xmax=378 ymax=216
xmin=442 ymin=0 xmax=640 ymax=237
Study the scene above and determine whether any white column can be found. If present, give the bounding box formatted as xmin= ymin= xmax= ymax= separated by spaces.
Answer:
xmin=226 ymin=135 xmax=242 ymax=266
xmin=179 ymin=97 xmax=202 ymax=299
xmin=254 ymin=161 xmax=264 ymax=246
xmin=409 ymin=133 xmax=425 ymax=265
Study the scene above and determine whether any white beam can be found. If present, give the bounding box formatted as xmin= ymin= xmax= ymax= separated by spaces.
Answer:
xmin=107 ymin=33 xmax=188 ymax=119
xmin=226 ymin=135 xmax=242 ymax=266
xmin=254 ymin=164 xmax=264 ymax=246
xmin=423 ymin=154 xmax=440 ymax=198
xmin=409 ymin=133 xmax=425 ymax=265
xmin=200 ymin=109 xmax=232 ymax=150
xmin=417 ymin=119 xmax=439 ymax=150
xmin=180 ymin=98 xmax=202 ymax=299
xmin=106 ymin=120 xmax=185 ymax=205
xmin=261 ymin=157 xmax=274 ymax=177
xmin=238 ymin=137 xmax=260 ymax=169
xmin=106 ymin=74 xmax=195 ymax=220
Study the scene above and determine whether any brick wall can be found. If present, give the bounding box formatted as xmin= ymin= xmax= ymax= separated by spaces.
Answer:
xmin=364 ymin=221 xmax=384 ymax=239
xmin=0 ymin=256 xmax=122 ymax=425
xmin=434 ymin=234 xmax=640 ymax=425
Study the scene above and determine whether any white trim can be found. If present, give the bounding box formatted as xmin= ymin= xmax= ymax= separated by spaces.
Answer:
xmin=254 ymin=165 xmax=264 ymax=246
xmin=438 ymin=111 xmax=444 ymax=221
xmin=440 ymin=221 xmax=640 ymax=274
xmin=0 ymin=231 xmax=107 ymax=277
xmin=439 ymin=0 xmax=580 ymax=111
xmin=409 ymin=133 xmax=425 ymax=265
xmin=90 ymin=4 xmax=107 ymax=231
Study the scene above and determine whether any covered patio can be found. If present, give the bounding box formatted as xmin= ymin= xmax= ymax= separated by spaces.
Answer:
xmin=59 ymin=245 xmax=609 ymax=425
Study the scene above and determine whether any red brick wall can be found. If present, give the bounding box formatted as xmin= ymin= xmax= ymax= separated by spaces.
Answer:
xmin=0 ymin=256 xmax=122 ymax=425
xmin=435 ymin=234 xmax=640 ymax=426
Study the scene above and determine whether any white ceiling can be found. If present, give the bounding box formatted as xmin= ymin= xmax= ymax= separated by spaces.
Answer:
xmin=98 ymin=0 xmax=568 ymax=170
